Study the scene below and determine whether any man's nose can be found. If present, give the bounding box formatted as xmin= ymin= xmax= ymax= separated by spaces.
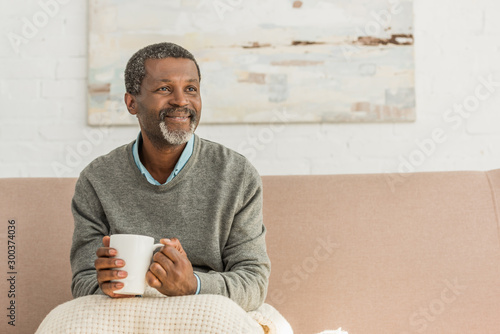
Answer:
xmin=169 ymin=88 xmax=189 ymax=107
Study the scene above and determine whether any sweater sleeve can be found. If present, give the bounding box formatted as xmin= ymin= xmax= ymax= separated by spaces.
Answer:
xmin=70 ymin=174 xmax=109 ymax=298
xmin=195 ymin=163 xmax=271 ymax=311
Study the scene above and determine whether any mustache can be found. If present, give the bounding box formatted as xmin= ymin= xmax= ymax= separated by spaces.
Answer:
xmin=159 ymin=107 xmax=196 ymax=120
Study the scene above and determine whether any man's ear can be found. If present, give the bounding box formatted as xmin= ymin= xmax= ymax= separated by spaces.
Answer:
xmin=124 ymin=93 xmax=137 ymax=115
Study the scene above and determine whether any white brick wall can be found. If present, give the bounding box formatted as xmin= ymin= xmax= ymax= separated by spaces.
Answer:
xmin=2 ymin=0 xmax=500 ymax=178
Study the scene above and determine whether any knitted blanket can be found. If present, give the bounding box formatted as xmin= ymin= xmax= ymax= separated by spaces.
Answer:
xmin=36 ymin=288 xmax=293 ymax=334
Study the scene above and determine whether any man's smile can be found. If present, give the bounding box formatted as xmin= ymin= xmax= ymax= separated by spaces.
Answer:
xmin=165 ymin=115 xmax=190 ymax=123
xmin=160 ymin=108 xmax=196 ymax=124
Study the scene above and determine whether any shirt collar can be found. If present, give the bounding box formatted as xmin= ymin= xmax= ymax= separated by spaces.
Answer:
xmin=132 ymin=132 xmax=195 ymax=185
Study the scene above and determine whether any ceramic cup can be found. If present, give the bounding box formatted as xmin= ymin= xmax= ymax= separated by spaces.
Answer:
xmin=110 ymin=234 xmax=164 ymax=295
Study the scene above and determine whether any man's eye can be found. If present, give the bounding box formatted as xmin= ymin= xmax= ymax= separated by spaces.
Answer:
xmin=158 ymin=87 xmax=168 ymax=92
xmin=187 ymin=87 xmax=197 ymax=92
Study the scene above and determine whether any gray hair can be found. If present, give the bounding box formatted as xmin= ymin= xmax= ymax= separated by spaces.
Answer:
xmin=124 ymin=42 xmax=201 ymax=96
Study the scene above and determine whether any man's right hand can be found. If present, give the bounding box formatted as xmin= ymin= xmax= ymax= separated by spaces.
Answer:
xmin=95 ymin=236 xmax=134 ymax=298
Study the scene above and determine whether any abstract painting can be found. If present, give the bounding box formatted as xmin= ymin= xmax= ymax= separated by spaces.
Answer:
xmin=88 ymin=0 xmax=415 ymax=125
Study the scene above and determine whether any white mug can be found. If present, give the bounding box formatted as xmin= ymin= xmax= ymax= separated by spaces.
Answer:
xmin=110 ymin=234 xmax=164 ymax=295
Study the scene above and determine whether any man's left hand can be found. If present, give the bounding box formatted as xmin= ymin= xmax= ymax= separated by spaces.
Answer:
xmin=146 ymin=238 xmax=198 ymax=296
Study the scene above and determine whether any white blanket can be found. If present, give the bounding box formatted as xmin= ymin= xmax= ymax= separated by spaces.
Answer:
xmin=36 ymin=288 xmax=293 ymax=334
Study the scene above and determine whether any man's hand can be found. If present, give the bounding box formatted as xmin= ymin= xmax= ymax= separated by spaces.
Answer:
xmin=94 ymin=236 xmax=134 ymax=298
xmin=146 ymin=238 xmax=198 ymax=296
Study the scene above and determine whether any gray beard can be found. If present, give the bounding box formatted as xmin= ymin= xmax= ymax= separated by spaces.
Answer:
xmin=159 ymin=121 xmax=195 ymax=146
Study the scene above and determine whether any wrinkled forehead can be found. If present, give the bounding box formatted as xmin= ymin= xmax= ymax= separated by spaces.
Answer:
xmin=143 ymin=58 xmax=199 ymax=83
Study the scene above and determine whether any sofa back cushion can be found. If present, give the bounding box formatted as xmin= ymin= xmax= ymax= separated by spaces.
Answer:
xmin=0 ymin=178 xmax=76 ymax=334
xmin=262 ymin=171 xmax=500 ymax=334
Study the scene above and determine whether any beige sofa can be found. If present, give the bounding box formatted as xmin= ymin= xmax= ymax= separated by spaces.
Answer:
xmin=2 ymin=170 xmax=500 ymax=333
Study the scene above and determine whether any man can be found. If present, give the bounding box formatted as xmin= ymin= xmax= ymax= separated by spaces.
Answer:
xmin=70 ymin=42 xmax=270 ymax=312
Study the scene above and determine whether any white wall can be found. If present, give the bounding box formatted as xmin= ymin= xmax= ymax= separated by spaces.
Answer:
xmin=2 ymin=0 xmax=500 ymax=178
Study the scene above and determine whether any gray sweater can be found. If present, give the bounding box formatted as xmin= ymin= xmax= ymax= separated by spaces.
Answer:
xmin=70 ymin=135 xmax=271 ymax=311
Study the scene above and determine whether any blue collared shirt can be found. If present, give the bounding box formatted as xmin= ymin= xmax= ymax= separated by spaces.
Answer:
xmin=132 ymin=132 xmax=195 ymax=185
xmin=132 ymin=132 xmax=200 ymax=294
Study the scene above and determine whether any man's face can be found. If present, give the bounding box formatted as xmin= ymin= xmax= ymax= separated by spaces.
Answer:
xmin=126 ymin=57 xmax=202 ymax=148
